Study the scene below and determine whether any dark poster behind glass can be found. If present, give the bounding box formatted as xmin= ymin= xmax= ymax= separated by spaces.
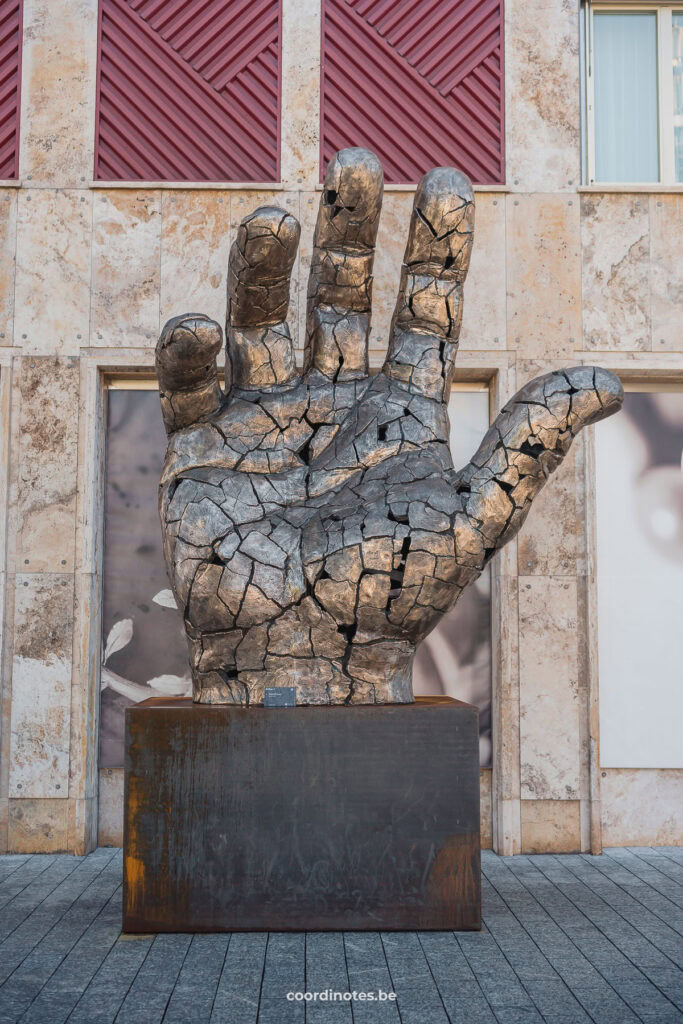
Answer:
xmin=100 ymin=390 xmax=189 ymax=767
xmin=101 ymin=388 xmax=492 ymax=768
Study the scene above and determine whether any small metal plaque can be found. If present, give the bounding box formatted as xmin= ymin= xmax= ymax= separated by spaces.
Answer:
xmin=264 ymin=687 xmax=297 ymax=708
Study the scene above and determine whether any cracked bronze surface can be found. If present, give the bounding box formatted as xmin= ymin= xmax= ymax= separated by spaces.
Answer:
xmin=155 ymin=148 xmax=624 ymax=706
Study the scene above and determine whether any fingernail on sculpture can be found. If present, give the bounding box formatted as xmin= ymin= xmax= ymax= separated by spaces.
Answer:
xmin=155 ymin=148 xmax=624 ymax=706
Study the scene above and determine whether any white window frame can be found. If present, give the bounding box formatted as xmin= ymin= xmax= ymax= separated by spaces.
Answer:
xmin=584 ymin=1 xmax=682 ymax=184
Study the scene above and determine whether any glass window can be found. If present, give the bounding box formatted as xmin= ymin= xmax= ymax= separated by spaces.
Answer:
xmin=100 ymin=387 xmax=189 ymax=769
xmin=674 ymin=12 xmax=683 ymax=179
xmin=587 ymin=4 xmax=683 ymax=184
xmin=593 ymin=11 xmax=659 ymax=182
xmin=595 ymin=387 xmax=683 ymax=768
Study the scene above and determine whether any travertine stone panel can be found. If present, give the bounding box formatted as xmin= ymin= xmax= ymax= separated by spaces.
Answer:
xmin=8 ymin=798 xmax=69 ymax=853
xmin=231 ymin=190 xmax=299 ymax=344
xmin=0 ymin=193 xmax=17 ymax=345
xmin=9 ymin=574 xmax=73 ymax=798
xmin=480 ymin=769 xmax=492 ymax=850
xmin=521 ymin=799 xmax=581 ymax=853
xmin=517 ymin=448 xmax=578 ymax=575
xmin=14 ymin=191 xmax=91 ymax=355
xmin=505 ymin=0 xmax=580 ymax=192
xmin=68 ymin=796 xmax=96 ymax=857
xmin=516 ymin=358 xmax=581 ymax=577
xmin=16 ymin=357 xmax=79 ymax=573
xmin=518 ymin=450 xmax=578 ymax=575
xmin=19 ymin=0 xmax=98 ymax=186
xmin=160 ymin=191 xmax=231 ymax=330
xmin=650 ymin=195 xmax=683 ymax=352
xmin=516 ymin=360 xmax=579 ymax=576
xmin=297 ymin=191 xmax=319 ymax=357
xmin=91 ymin=192 xmax=161 ymax=348
xmin=493 ymin=573 xmax=520 ymax=796
xmin=582 ymin=195 xmax=650 ymax=351
xmin=371 ymin=191 xmax=413 ymax=357
xmin=460 ymin=196 xmax=506 ymax=350
xmin=519 ymin=576 xmax=580 ymax=800
xmin=97 ymin=768 xmax=123 ymax=847
xmin=601 ymin=769 xmax=683 ymax=846
xmin=281 ymin=0 xmax=321 ymax=186
xmin=506 ymin=195 xmax=581 ymax=357
xmin=69 ymin=570 xmax=101 ymax=822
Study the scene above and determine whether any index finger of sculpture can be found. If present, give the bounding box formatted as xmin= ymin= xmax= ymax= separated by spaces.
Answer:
xmin=383 ymin=167 xmax=474 ymax=403
xmin=227 ymin=205 xmax=300 ymax=392
xmin=305 ymin=148 xmax=383 ymax=381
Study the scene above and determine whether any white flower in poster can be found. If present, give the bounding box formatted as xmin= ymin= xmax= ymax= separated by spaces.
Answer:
xmin=146 ymin=673 xmax=193 ymax=697
xmin=152 ymin=589 xmax=178 ymax=609
xmin=103 ymin=618 xmax=133 ymax=665
xmin=101 ymin=666 xmax=151 ymax=701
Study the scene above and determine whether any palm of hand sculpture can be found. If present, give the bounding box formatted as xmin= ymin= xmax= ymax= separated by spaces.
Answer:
xmin=156 ymin=148 xmax=623 ymax=706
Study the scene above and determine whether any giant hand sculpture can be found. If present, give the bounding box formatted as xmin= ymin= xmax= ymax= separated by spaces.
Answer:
xmin=156 ymin=148 xmax=623 ymax=706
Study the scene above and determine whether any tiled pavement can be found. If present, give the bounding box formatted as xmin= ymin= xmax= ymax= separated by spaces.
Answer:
xmin=0 ymin=847 xmax=681 ymax=1023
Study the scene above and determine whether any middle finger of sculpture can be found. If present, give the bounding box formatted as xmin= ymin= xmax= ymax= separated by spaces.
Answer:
xmin=155 ymin=148 xmax=623 ymax=706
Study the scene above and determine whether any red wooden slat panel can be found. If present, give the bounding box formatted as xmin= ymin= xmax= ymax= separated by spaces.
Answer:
xmin=95 ymin=0 xmax=280 ymax=181
xmin=0 ymin=1 xmax=22 ymax=180
xmin=322 ymin=0 xmax=504 ymax=185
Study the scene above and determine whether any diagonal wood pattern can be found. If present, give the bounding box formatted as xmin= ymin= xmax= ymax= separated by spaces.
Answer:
xmin=96 ymin=0 xmax=281 ymax=182
xmin=0 ymin=0 xmax=22 ymax=180
xmin=322 ymin=0 xmax=504 ymax=184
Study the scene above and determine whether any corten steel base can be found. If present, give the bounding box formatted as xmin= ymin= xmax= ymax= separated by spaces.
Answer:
xmin=123 ymin=696 xmax=481 ymax=932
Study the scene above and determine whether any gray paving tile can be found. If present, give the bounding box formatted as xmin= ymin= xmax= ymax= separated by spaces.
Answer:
xmin=626 ymin=849 xmax=683 ymax=887
xmin=482 ymin=878 xmax=592 ymax=1024
xmin=64 ymin=931 xmax=154 ymax=1024
xmin=114 ymin=933 xmax=192 ymax=1024
xmin=483 ymin=856 xmax=640 ymax=1023
xmin=0 ymin=858 xmax=30 ymax=886
xmin=380 ymin=931 xmax=450 ymax=1024
xmin=569 ymin=855 xmax=683 ymax=944
xmin=255 ymin=933 xmax=305 ymax=1024
xmin=0 ymin=850 xmax=121 ymax=992
xmin=19 ymin=886 xmax=125 ymax=1024
xmin=456 ymin=928 xmax=545 ymax=1022
xmin=655 ymin=848 xmax=683 ymax=867
xmin=579 ymin=854 xmax=683 ymax=935
xmin=599 ymin=965 xmax=682 ymax=1023
xmin=641 ymin=968 xmax=683 ymax=1012
xmin=210 ymin=932 xmax=267 ymax=1024
xmin=0 ymin=856 xmax=86 ymax=942
xmin=535 ymin=855 xmax=678 ymax=969
xmin=0 ymin=858 xmax=59 ymax=910
xmin=343 ymin=933 xmax=401 ymax=1022
xmin=604 ymin=850 xmax=683 ymax=908
xmin=304 ymin=932 xmax=352 ymax=1023
xmin=162 ymin=933 xmax=229 ymax=1023
xmin=418 ymin=932 xmax=497 ymax=1023
xmin=0 ymin=879 xmax=124 ymax=1024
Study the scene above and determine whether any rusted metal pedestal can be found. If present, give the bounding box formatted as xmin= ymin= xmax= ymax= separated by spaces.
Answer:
xmin=123 ymin=696 xmax=481 ymax=932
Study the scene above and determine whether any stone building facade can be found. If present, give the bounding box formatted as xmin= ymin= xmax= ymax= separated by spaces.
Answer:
xmin=0 ymin=0 xmax=681 ymax=855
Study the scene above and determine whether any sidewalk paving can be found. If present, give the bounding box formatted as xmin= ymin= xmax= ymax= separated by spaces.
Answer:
xmin=0 ymin=846 xmax=680 ymax=1023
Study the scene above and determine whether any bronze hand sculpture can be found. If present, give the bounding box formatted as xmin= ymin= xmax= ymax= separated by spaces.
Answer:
xmin=155 ymin=148 xmax=623 ymax=706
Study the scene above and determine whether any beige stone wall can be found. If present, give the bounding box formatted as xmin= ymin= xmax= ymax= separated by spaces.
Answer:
xmin=0 ymin=0 xmax=680 ymax=854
